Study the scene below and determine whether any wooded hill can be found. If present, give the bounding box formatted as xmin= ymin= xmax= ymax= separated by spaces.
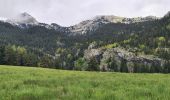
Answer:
xmin=0 ymin=12 xmax=170 ymax=73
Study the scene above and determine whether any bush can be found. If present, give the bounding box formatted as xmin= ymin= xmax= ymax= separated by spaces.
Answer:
xmin=74 ymin=58 xmax=88 ymax=71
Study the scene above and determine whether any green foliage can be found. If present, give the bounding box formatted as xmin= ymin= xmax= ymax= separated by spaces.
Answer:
xmin=38 ymin=55 xmax=54 ymax=68
xmin=158 ymin=37 xmax=166 ymax=42
xmin=0 ymin=45 xmax=53 ymax=67
xmin=166 ymin=24 xmax=170 ymax=30
xmin=74 ymin=58 xmax=88 ymax=71
xmin=0 ymin=46 xmax=5 ymax=64
xmin=157 ymin=37 xmax=166 ymax=47
xmin=139 ymin=44 xmax=146 ymax=50
xmin=123 ymin=39 xmax=132 ymax=44
xmin=104 ymin=57 xmax=120 ymax=72
xmin=87 ymin=58 xmax=100 ymax=71
xmin=75 ymin=57 xmax=100 ymax=71
xmin=155 ymin=48 xmax=170 ymax=60
xmin=104 ymin=43 xmax=118 ymax=49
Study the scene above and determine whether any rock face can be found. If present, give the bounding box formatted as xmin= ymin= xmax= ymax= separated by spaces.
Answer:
xmin=84 ymin=47 xmax=166 ymax=72
xmin=84 ymin=48 xmax=104 ymax=61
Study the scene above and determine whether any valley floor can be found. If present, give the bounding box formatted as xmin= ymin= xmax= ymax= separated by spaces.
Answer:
xmin=0 ymin=65 xmax=170 ymax=100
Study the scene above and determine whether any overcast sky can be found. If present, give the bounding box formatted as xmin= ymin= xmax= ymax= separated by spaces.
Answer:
xmin=0 ymin=0 xmax=170 ymax=26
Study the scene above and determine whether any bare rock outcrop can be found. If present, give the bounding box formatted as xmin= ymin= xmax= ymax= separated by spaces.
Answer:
xmin=84 ymin=47 xmax=167 ymax=72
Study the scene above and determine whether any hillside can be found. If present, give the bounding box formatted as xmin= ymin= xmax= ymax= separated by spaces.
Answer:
xmin=0 ymin=12 xmax=169 ymax=72
xmin=0 ymin=65 xmax=170 ymax=100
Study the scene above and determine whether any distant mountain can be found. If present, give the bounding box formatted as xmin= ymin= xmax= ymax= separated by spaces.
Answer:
xmin=164 ymin=11 xmax=170 ymax=18
xmin=2 ymin=12 xmax=160 ymax=35
xmin=6 ymin=12 xmax=39 ymax=27
xmin=68 ymin=15 xmax=159 ymax=35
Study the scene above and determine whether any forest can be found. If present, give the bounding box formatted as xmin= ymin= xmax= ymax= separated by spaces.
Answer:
xmin=0 ymin=13 xmax=170 ymax=73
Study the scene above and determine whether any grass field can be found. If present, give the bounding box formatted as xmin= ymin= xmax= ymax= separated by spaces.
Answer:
xmin=0 ymin=65 xmax=170 ymax=100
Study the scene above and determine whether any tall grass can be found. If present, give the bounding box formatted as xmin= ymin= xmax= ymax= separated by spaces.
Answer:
xmin=0 ymin=65 xmax=170 ymax=100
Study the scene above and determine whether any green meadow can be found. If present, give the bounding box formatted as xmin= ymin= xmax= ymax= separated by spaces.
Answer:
xmin=0 ymin=65 xmax=170 ymax=100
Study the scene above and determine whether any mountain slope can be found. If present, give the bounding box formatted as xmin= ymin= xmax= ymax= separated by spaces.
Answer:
xmin=0 ymin=11 xmax=169 ymax=72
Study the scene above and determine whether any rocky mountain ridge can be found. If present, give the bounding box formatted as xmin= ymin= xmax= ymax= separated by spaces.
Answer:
xmin=68 ymin=15 xmax=159 ymax=35
xmin=1 ymin=12 xmax=161 ymax=35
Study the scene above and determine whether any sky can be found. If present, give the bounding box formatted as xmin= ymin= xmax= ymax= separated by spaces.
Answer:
xmin=0 ymin=0 xmax=170 ymax=26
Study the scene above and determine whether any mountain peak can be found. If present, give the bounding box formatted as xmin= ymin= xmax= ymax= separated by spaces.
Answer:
xmin=20 ymin=12 xmax=32 ymax=18
xmin=7 ymin=12 xmax=39 ymax=25
xmin=164 ymin=11 xmax=170 ymax=18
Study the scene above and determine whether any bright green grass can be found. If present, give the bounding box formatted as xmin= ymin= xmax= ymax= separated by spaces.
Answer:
xmin=0 ymin=65 xmax=170 ymax=100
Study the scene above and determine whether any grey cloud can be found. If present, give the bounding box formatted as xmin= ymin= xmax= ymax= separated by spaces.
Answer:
xmin=0 ymin=0 xmax=170 ymax=26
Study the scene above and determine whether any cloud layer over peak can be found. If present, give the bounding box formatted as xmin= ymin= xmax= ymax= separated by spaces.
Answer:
xmin=0 ymin=0 xmax=170 ymax=26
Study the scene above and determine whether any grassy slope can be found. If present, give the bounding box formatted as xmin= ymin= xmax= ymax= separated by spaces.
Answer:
xmin=0 ymin=65 xmax=170 ymax=100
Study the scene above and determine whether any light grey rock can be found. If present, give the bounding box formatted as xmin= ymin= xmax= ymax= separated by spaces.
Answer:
xmin=84 ymin=47 xmax=166 ymax=72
